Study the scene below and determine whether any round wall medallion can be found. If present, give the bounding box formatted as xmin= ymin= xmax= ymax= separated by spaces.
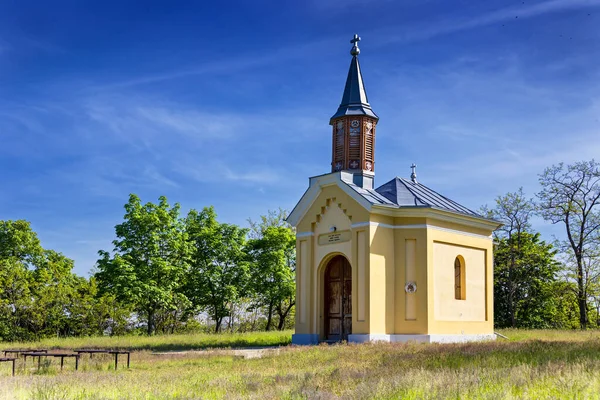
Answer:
xmin=405 ymin=281 xmax=417 ymax=294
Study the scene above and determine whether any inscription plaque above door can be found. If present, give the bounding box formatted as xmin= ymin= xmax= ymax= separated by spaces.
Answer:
xmin=318 ymin=230 xmax=351 ymax=246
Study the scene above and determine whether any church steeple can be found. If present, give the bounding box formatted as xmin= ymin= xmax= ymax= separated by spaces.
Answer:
xmin=330 ymin=35 xmax=378 ymax=121
xmin=330 ymin=34 xmax=379 ymax=189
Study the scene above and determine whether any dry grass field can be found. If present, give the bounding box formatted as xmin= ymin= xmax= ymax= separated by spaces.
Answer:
xmin=0 ymin=329 xmax=599 ymax=399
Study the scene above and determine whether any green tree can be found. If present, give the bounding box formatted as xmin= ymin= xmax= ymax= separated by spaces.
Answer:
xmin=30 ymin=250 xmax=80 ymax=337
xmin=547 ymin=280 xmax=581 ymax=329
xmin=0 ymin=220 xmax=106 ymax=340
xmin=494 ymin=232 xmax=560 ymax=328
xmin=537 ymin=160 xmax=600 ymax=328
xmin=247 ymin=226 xmax=296 ymax=331
xmin=482 ymin=188 xmax=535 ymax=327
xmin=0 ymin=258 xmax=35 ymax=340
xmin=185 ymin=207 xmax=249 ymax=332
xmin=61 ymin=277 xmax=118 ymax=336
xmin=0 ymin=220 xmax=45 ymax=266
xmin=247 ymin=208 xmax=290 ymax=239
xmin=0 ymin=220 xmax=44 ymax=340
xmin=95 ymin=194 xmax=190 ymax=335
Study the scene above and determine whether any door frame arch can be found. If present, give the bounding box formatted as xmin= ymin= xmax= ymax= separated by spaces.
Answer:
xmin=319 ymin=253 xmax=352 ymax=341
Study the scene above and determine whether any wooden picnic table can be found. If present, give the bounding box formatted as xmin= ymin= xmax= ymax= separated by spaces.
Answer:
xmin=0 ymin=357 xmax=17 ymax=376
xmin=22 ymin=352 xmax=80 ymax=371
xmin=3 ymin=349 xmax=47 ymax=357
xmin=74 ymin=349 xmax=131 ymax=369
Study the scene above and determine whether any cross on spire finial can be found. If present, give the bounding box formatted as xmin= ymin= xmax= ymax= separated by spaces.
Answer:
xmin=350 ymin=34 xmax=361 ymax=56
xmin=410 ymin=163 xmax=417 ymax=183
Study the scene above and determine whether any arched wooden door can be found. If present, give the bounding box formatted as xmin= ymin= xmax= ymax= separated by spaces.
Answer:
xmin=324 ymin=255 xmax=352 ymax=341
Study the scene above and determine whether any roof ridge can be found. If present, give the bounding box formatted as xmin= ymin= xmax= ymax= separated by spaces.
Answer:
xmin=396 ymin=177 xmax=425 ymax=207
xmin=399 ymin=177 xmax=481 ymax=216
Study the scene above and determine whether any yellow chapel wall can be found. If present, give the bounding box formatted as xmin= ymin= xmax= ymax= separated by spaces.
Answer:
xmin=367 ymin=214 xmax=394 ymax=334
xmin=368 ymin=215 xmax=430 ymax=335
xmin=426 ymin=220 xmax=494 ymax=335
xmin=294 ymin=185 xmax=371 ymax=339
xmin=394 ymin=217 xmax=430 ymax=335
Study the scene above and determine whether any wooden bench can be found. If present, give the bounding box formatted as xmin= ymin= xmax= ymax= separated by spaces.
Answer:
xmin=74 ymin=349 xmax=131 ymax=369
xmin=22 ymin=352 xmax=80 ymax=371
xmin=3 ymin=349 xmax=47 ymax=357
xmin=0 ymin=357 xmax=16 ymax=376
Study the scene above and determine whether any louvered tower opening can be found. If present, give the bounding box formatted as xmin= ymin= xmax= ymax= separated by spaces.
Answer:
xmin=332 ymin=119 xmax=346 ymax=171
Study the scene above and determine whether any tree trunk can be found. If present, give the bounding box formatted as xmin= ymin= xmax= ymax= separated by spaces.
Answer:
xmin=277 ymin=312 xmax=285 ymax=331
xmin=147 ymin=309 xmax=155 ymax=335
xmin=577 ymin=257 xmax=588 ymax=329
xmin=214 ymin=316 xmax=222 ymax=333
xmin=508 ymin=276 xmax=515 ymax=328
xmin=265 ymin=301 xmax=274 ymax=331
xmin=276 ymin=301 xmax=295 ymax=331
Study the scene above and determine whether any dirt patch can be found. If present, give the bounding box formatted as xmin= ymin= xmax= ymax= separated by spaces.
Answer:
xmin=152 ymin=346 xmax=282 ymax=359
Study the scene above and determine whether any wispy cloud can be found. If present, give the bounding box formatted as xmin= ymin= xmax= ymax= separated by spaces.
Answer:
xmin=88 ymin=0 xmax=600 ymax=92
xmin=376 ymin=0 xmax=600 ymax=45
xmin=175 ymin=164 xmax=282 ymax=185
xmin=86 ymin=100 xmax=240 ymax=143
xmin=308 ymin=0 xmax=398 ymax=11
xmin=367 ymin=47 xmax=600 ymax=213
xmin=96 ymin=36 xmax=339 ymax=90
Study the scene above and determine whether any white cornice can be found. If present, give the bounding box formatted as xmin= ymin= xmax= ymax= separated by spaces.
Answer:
xmin=286 ymin=184 xmax=322 ymax=227
xmin=296 ymin=231 xmax=314 ymax=238
xmin=370 ymin=205 xmax=500 ymax=231
xmin=350 ymin=221 xmax=492 ymax=240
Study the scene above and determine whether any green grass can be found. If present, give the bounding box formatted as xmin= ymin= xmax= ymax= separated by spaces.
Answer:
xmin=1 ymin=330 xmax=600 ymax=399
xmin=0 ymin=330 xmax=292 ymax=352
xmin=496 ymin=328 xmax=600 ymax=342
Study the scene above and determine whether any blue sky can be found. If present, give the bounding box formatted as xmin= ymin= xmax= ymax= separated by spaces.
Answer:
xmin=1 ymin=0 xmax=599 ymax=276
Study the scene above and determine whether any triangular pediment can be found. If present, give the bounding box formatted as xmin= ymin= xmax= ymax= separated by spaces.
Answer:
xmin=287 ymin=172 xmax=376 ymax=227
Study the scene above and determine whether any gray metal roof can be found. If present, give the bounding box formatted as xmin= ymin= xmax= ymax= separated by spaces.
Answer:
xmin=373 ymin=177 xmax=483 ymax=217
xmin=330 ymin=55 xmax=379 ymax=121
xmin=287 ymin=171 xmax=497 ymax=228
xmin=345 ymin=180 xmax=397 ymax=206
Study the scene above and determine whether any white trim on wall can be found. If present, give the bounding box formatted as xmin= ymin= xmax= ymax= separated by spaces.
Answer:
xmin=296 ymin=231 xmax=314 ymax=238
xmin=349 ymin=221 xmax=492 ymax=240
xmin=348 ymin=334 xmax=496 ymax=343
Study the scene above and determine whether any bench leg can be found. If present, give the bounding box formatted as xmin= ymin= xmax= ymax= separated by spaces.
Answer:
xmin=60 ymin=357 xmax=64 ymax=371
xmin=75 ymin=356 xmax=79 ymax=371
xmin=12 ymin=359 xmax=15 ymax=377
xmin=127 ymin=353 xmax=130 ymax=368
xmin=114 ymin=353 xmax=118 ymax=370
xmin=37 ymin=356 xmax=41 ymax=370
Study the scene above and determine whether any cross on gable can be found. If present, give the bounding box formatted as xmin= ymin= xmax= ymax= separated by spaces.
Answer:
xmin=351 ymin=34 xmax=361 ymax=45
xmin=410 ymin=163 xmax=418 ymax=183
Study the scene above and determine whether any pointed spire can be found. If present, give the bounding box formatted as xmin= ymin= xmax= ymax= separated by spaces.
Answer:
xmin=330 ymin=34 xmax=379 ymax=122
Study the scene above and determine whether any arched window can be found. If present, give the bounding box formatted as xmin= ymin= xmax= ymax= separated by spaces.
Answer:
xmin=454 ymin=256 xmax=465 ymax=300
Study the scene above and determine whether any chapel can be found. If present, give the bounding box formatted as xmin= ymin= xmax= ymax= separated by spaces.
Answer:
xmin=287 ymin=35 xmax=501 ymax=344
